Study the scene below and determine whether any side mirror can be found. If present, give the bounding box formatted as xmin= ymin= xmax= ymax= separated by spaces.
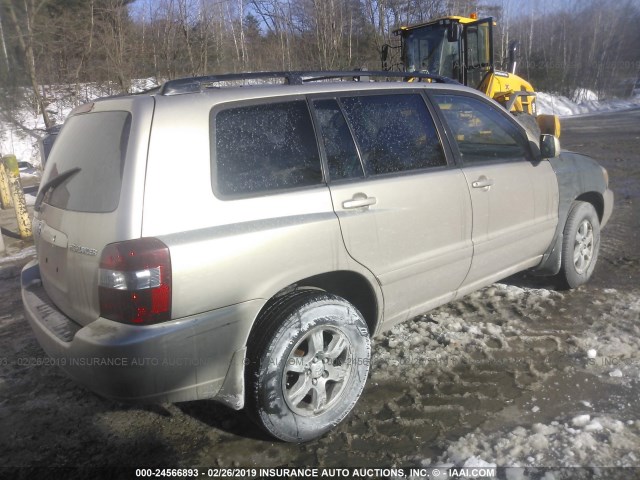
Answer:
xmin=447 ymin=24 xmax=459 ymax=42
xmin=540 ymin=134 xmax=561 ymax=158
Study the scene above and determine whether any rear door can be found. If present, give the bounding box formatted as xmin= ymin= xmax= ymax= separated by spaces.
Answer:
xmin=311 ymin=92 xmax=473 ymax=326
xmin=33 ymin=98 xmax=154 ymax=326
xmin=430 ymin=92 xmax=558 ymax=291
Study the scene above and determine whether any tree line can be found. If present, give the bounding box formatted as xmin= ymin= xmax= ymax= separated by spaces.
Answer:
xmin=0 ymin=0 xmax=639 ymax=132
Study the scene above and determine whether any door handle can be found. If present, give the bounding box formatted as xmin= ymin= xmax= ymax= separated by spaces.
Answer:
xmin=342 ymin=193 xmax=377 ymax=209
xmin=472 ymin=177 xmax=494 ymax=189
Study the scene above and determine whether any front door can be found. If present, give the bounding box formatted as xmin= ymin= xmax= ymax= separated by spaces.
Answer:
xmin=430 ymin=92 xmax=558 ymax=292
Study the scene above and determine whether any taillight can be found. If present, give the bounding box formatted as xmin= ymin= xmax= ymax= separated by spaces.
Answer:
xmin=98 ymin=238 xmax=172 ymax=325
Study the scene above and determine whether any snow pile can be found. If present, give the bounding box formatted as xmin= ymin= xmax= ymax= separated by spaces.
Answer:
xmin=440 ymin=414 xmax=640 ymax=468
xmin=572 ymin=88 xmax=599 ymax=103
xmin=537 ymin=90 xmax=640 ymax=117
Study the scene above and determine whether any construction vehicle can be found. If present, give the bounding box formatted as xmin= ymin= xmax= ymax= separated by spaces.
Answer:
xmin=382 ymin=13 xmax=560 ymax=137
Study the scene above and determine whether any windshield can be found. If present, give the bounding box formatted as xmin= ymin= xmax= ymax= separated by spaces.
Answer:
xmin=403 ymin=24 xmax=459 ymax=79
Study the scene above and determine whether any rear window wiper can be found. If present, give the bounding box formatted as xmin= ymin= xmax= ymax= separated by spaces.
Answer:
xmin=34 ymin=167 xmax=81 ymax=212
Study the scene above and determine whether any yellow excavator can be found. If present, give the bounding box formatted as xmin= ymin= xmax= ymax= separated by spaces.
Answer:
xmin=382 ymin=13 xmax=560 ymax=137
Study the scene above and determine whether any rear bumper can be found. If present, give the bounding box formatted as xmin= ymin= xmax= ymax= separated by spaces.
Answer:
xmin=21 ymin=260 xmax=260 ymax=405
xmin=601 ymin=188 xmax=614 ymax=229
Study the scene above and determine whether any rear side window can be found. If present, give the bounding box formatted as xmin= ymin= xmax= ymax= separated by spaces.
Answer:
xmin=340 ymin=94 xmax=446 ymax=176
xmin=432 ymin=94 xmax=530 ymax=163
xmin=312 ymin=99 xmax=364 ymax=181
xmin=214 ymin=101 xmax=322 ymax=196
xmin=41 ymin=111 xmax=131 ymax=213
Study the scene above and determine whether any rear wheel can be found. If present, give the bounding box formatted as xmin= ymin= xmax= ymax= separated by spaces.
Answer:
xmin=557 ymin=201 xmax=601 ymax=289
xmin=246 ymin=291 xmax=371 ymax=442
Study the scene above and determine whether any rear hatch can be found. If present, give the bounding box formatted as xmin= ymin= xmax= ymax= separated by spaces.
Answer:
xmin=34 ymin=97 xmax=154 ymax=326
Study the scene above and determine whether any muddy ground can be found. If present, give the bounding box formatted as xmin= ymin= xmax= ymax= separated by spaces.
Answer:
xmin=0 ymin=109 xmax=639 ymax=471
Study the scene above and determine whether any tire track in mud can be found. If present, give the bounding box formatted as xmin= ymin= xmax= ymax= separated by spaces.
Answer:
xmin=598 ymin=204 xmax=639 ymax=282
xmin=322 ymin=280 xmax=640 ymax=466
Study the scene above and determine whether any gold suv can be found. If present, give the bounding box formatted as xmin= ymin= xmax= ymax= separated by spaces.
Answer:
xmin=22 ymin=72 xmax=613 ymax=442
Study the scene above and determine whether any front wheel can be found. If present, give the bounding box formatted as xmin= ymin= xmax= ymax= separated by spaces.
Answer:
xmin=246 ymin=291 xmax=371 ymax=442
xmin=557 ymin=201 xmax=601 ymax=289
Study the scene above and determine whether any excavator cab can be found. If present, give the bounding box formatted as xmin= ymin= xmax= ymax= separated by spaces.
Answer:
xmin=385 ymin=15 xmax=560 ymax=136
xmin=399 ymin=16 xmax=493 ymax=90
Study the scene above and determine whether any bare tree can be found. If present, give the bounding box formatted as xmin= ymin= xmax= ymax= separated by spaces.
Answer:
xmin=3 ymin=0 xmax=53 ymax=128
xmin=95 ymin=0 xmax=135 ymax=92
xmin=0 ymin=7 xmax=9 ymax=71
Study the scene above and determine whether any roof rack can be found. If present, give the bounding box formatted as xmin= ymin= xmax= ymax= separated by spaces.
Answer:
xmin=159 ymin=70 xmax=459 ymax=96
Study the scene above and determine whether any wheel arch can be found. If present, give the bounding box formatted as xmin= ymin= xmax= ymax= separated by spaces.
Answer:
xmin=296 ymin=270 xmax=380 ymax=334
xmin=243 ymin=269 xmax=380 ymax=358
xmin=532 ymin=191 xmax=605 ymax=277
xmin=258 ymin=270 xmax=381 ymax=337
xmin=575 ymin=191 xmax=604 ymax=223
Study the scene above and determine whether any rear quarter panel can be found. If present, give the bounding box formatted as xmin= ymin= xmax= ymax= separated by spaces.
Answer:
xmin=142 ymin=94 xmax=375 ymax=321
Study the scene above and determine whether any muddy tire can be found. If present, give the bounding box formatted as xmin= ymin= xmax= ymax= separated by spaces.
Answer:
xmin=557 ymin=201 xmax=601 ymax=289
xmin=246 ymin=290 xmax=371 ymax=442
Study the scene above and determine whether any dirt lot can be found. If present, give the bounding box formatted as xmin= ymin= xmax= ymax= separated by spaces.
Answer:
xmin=1 ymin=109 xmax=639 ymax=472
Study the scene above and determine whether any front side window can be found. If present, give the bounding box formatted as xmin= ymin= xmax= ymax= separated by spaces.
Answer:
xmin=340 ymin=94 xmax=446 ymax=176
xmin=432 ymin=94 xmax=530 ymax=163
xmin=214 ymin=101 xmax=322 ymax=196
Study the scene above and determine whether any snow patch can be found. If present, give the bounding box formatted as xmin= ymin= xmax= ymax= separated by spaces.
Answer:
xmin=537 ymin=91 xmax=640 ymax=117
xmin=462 ymin=456 xmax=497 ymax=469
xmin=572 ymin=88 xmax=599 ymax=103
xmin=440 ymin=414 xmax=640 ymax=467
xmin=571 ymin=414 xmax=590 ymax=427
xmin=0 ymin=245 xmax=36 ymax=264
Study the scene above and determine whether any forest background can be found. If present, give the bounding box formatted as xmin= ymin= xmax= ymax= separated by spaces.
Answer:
xmin=0 ymin=0 xmax=639 ymax=133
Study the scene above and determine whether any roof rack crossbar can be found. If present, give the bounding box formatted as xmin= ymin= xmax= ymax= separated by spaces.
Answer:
xmin=159 ymin=70 xmax=458 ymax=95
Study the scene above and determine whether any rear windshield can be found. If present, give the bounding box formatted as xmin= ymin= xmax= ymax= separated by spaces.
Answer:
xmin=41 ymin=111 xmax=131 ymax=213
